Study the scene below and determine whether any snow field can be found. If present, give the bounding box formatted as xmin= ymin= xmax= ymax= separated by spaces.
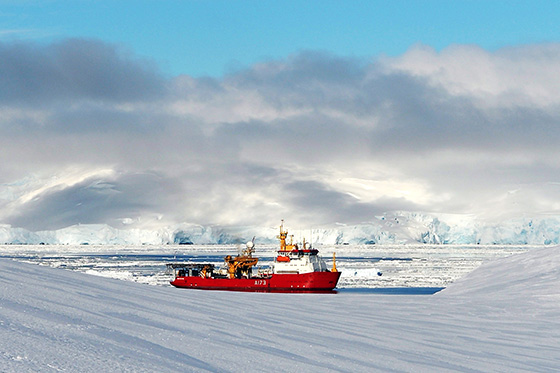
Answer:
xmin=1 ymin=245 xmax=559 ymax=371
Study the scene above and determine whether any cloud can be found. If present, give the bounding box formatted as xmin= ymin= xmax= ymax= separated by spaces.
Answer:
xmin=383 ymin=44 xmax=560 ymax=108
xmin=2 ymin=39 xmax=560 ymax=230
xmin=3 ymin=170 xmax=181 ymax=231
xmin=0 ymin=38 xmax=165 ymax=106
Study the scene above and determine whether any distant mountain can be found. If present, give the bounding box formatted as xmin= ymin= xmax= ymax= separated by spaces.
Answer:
xmin=2 ymin=212 xmax=560 ymax=245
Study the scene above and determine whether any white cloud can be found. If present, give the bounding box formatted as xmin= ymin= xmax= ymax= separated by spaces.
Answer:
xmin=2 ymin=39 xmax=560 ymax=230
xmin=383 ymin=43 xmax=560 ymax=107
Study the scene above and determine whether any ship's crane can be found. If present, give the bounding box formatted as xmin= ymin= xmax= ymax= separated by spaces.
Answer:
xmin=224 ymin=237 xmax=258 ymax=279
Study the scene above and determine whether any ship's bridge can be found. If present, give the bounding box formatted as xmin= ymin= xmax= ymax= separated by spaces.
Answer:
xmin=274 ymin=249 xmax=329 ymax=274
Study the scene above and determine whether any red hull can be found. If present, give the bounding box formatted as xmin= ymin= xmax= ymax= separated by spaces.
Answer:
xmin=170 ymin=271 xmax=341 ymax=292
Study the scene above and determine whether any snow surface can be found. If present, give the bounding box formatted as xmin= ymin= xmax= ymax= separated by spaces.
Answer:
xmin=3 ymin=212 xmax=560 ymax=245
xmin=1 ymin=246 xmax=559 ymax=371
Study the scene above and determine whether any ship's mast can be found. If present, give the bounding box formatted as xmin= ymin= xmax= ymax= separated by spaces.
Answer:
xmin=278 ymin=220 xmax=287 ymax=251
xmin=278 ymin=220 xmax=299 ymax=251
xmin=332 ymin=252 xmax=338 ymax=272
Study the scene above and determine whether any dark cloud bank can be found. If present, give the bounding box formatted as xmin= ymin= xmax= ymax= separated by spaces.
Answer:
xmin=1 ymin=39 xmax=560 ymax=232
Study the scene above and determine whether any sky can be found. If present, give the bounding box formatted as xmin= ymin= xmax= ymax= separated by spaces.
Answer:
xmin=3 ymin=0 xmax=560 ymax=77
xmin=1 ymin=1 xmax=560 ymax=232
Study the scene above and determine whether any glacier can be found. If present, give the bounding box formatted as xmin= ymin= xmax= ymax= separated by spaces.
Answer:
xmin=2 ymin=212 xmax=560 ymax=245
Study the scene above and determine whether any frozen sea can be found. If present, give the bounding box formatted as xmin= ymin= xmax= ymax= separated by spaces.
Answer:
xmin=0 ymin=244 xmax=529 ymax=290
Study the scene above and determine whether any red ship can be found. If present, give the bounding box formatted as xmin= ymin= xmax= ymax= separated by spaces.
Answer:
xmin=168 ymin=221 xmax=341 ymax=292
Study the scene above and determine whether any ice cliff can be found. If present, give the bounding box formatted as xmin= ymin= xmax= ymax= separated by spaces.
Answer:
xmin=2 ymin=211 xmax=560 ymax=245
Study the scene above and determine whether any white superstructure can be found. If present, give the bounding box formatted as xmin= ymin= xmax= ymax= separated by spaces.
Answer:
xmin=273 ymin=221 xmax=334 ymax=275
xmin=274 ymin=249 xmax=329 ymax=274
